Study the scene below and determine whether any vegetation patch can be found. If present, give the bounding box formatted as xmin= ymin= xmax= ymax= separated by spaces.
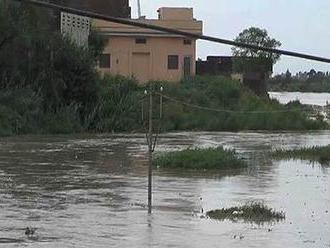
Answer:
xmin=267 ymin=69 xmax=330 ymax=93
xmin=273 ymin=145 xmax=330 ymax=165
xmin=159 ymin=76 xmax=328 ymax=132
xmin=0 ymin=1 xmax=327 ymax=136
xmin=154 ymin=147 xmax=247 ymax=170
xmin=206 ymin=202 xmax=285 ymax=224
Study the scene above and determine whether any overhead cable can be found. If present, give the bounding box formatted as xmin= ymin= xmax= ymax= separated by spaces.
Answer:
xmin=158 ymin=93 xmax=312 ymax=114
xmin=15 ymin=0 xmax=330 ymax=64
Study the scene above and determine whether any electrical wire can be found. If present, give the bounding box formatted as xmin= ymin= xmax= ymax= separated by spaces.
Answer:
xmin=156 ymin=93 xmax=313 ymax=114
xmin=14 ymin=0 xmax=330 ymax=64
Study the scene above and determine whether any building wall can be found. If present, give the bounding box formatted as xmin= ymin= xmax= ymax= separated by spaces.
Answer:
xmin=95 ymin=18 xmax=203 ymax=36
xmin=94 ymin=7 xmax=202 ymax=83
xmin=158 ymin=7 xmax=194 ymax=21
xmin=98 ymin=36 xmax=197 ymax=83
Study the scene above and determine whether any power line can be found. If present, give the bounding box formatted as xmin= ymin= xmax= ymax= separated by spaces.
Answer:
xmin=15 ymin=0 xmax=330 ymax=64
xmin=157 ymin=93 xmax=312 ymax=114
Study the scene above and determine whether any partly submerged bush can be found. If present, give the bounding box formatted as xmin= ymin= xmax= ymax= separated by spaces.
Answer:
xmin=91 ymin=75 xmax=142 ymax=132
xmin=0 ymin=1 xmax=103 ymax=136
xmin=154 ymin=146 xmax=247 ymax=170
xmin=273 ymin=145 xmax=330 ymax=165
xmin=0 ymin=105 xmax=17 ymax=136
xmin=0 ymin=89 xmax=42 ymax=136
xmin=0 ymin=89 xmax=82 ymax=136
xmin=0 ymin=74 xmax=327 ymax=136
xmin=206 ymin=202 xmax=285 ymax=224
xmin=158 ymin=75 xmax=327 ymax=132
xmin=40 ymin=104 xmax=82 ymax=134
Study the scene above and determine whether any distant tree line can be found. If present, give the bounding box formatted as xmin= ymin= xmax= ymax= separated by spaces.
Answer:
xmin=267 ymin=69 xmax=330 ymax=92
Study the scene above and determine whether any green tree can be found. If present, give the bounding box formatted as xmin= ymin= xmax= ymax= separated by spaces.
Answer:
xmin=232 ymin=27 xmax=282 ymax=63
xmin=232 ymin=27 xmax=281 ymax=73
xmin=0 ymin=0 xmax=105 ymax=134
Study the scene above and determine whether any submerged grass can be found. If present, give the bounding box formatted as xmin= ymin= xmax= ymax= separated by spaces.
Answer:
xmin=154 ymin=147 xmax=247 ymax=170
xmin=273 ymin=145 xmax=330 ymax=165
xmin=206 ymin=202 xmax=285 ymax=224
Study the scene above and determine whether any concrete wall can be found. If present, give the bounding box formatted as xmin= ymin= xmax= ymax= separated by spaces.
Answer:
xmin=158 ymin=7 xmax=194 ymax=21
xmin=94 ymin=8 xmax=202 ymax=83
xmin=98 ymin=36 xmax=197 ymax=83
xmin=95 ymin=19 xmax=203 ymax=37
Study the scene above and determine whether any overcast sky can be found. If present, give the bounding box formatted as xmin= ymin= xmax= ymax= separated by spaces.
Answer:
xmin=130 ymin=0 xmax=330 ymax=74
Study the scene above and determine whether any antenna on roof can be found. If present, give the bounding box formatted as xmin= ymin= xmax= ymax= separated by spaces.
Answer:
xmin=137 ymin=0 xmax=142 ymax=18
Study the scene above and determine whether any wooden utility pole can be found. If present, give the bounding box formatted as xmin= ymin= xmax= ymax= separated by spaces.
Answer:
xmin=147 ymin=84 xmax=153 ymax=214
xmin=143 ymin=84 xmax=163 ymax=214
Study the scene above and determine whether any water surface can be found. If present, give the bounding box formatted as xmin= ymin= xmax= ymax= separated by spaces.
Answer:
xmin=269 ymin=91 xmax=330 ymax=106
xmin=0 ymin=131 xmax=330 ymax=247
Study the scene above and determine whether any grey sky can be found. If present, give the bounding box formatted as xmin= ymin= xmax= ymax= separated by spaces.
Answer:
xmin=131 ymin=0 xmax=330 ymax=74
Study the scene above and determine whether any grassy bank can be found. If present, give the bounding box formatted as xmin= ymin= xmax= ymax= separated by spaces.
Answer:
xmin=154 ymin=147 xmax=247 ymax=170
xmin=273 ymin=145 xmax=330 ymax=165
xmin=1 ymin=75 xmax=328 ymax=137
xmin=206 ymin=202 xmax=285 ymax=223
xmin=0 ymin=2 xmax=328 ymax=136
xmin=159 ymin=76 xmax=328 ymax=131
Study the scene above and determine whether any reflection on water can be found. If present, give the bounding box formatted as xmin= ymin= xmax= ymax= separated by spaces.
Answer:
xmin=0 ymin=131 xmax=330 ymax=248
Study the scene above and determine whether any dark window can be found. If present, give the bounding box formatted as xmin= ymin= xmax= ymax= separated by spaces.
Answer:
xmin=168 ymin=55 xmax=179 ymax=70
xmin=99 ymin=54 xmax=111 ymax=68
xmin=135 ymin=37 xmax=147 ymax=44
xmin=183 ymin=39 xmax=192 ymax=45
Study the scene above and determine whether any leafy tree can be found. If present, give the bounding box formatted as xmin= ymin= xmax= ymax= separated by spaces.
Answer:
xmin=0 ymin=1 xmax=103 ymax=106
xmin=232 ymin=27 xmax=282 ymax=63
xmin=0 ymin=0 xmax=105 ymax=134
xmin=232 ymin=27 xmax=281 ymax=73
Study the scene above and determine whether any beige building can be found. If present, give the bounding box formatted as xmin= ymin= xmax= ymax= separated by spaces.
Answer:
xmin=94 ymin=8 xmax=203 ymax=83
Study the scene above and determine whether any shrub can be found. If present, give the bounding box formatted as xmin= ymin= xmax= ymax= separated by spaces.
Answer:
xmin=0 ymin=89 xmax=42 ymax=135
xmin=40 ymin=104 xmax=82 ymax=134
xmin=154 ymin=147 xmax=247 ymax=170
xmin=0 ymin=105 xmax=17 ymax=136
xmin=158 ymin=76 xmax=328 ymax=131
xmin=92 ymin=75 xmax=142 ymax=132
xmin=273 ymin=145 xmax=330 ymax=165
xmin=206 ymin=202 xmax=285 ymax=224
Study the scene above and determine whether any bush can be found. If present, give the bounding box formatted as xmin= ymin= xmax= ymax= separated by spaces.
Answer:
xmin=273 ymin=145 xmax=330 ymax=165
xmin=0 ymin=89 xmax=82 ymax=135
xmin=0 ymin=105 xmax=17 ymax=136
xmin=157 ymin=75 xmax=328 ymax=131
xmin=40 ymin=104 xmax=82 ymax=134
xmin=0 ymin=89 xmax=42 ymax=135
xmin=206 ymin=202 xmax=285 ymax=224
xmin=91 ymin=75 xmax=142 ymax=132
xmin=154 ymin=147 xmax=247 ymax=170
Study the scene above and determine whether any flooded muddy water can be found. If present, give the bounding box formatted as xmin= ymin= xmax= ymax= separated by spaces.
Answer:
xmin=269 ymin=91 xmax=330 ymax=106
xmin=0 ymin=131 xmax=330 ymax=247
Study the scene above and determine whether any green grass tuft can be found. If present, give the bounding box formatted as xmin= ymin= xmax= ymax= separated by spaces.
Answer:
xmin=273 ymin=145 xmax=330 ymax=165
xmin=154 ymin=146 xmax=247 ymax=170
xmin=206 ymin=202 xmax=285 ymax=224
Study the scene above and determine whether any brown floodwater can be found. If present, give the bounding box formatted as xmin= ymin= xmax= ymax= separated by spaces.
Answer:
xmin=0 ymin=131 xmax=330 ymax=247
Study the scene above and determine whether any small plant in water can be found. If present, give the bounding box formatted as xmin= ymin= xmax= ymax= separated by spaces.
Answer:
xmin=154 ymin=146 xmax=247 ymax=170
xmin=273 ymin=145 xmax=330 ymax=165
xmin=206 ymin=202 xmax=285 ymax=224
